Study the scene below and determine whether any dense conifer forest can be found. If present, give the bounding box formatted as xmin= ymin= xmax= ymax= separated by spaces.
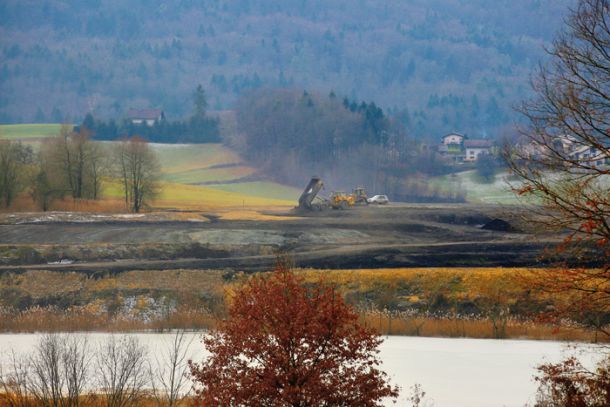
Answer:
xmin=0 ymin=0 xmax=570 ymax=139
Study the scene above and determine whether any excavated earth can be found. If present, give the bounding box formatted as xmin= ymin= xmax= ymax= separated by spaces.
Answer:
xmin=0 ymin=204 xmax=568 ymax=274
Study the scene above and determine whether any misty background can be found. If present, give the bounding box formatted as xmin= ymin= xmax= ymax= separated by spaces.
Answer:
xmin=0 ymin=0 xmax=571 ymax=139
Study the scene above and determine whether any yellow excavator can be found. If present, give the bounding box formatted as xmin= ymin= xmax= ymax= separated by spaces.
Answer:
xmin=329 ymin=191 xmax=354 ymax=209
xmin=298 ymin=177 xmax=368 ymax=210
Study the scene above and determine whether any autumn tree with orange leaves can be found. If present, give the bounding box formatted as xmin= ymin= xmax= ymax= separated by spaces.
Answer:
xmin=188 ymin=262 xmax=399 ymax=406
xmin=505 ymin=0 xmax=609 ymax=337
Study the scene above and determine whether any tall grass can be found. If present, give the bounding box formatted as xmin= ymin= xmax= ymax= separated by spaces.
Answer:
xmin=0 ymin=196 xmax=127 ymax=213
xmin=1 ymin=268 xmax=605 ymax=341
xmin=0 ymin=305 xmax=600 ymax=342
xmin=0 ymin=306 xmax=217 ymax=333
xmin=361 ymin=311 xmax=598 ymax=342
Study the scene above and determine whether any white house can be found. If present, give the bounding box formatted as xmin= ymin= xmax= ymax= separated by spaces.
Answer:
xmin=441 ymin=132 xmax=465 ymax=145
xmin=570 ymin=145 xmax=610 ymax=166
xmin=463 ymin=139 xmax=493 ymax=162
xmin=127 ymin=108 xmax=165 ymax=126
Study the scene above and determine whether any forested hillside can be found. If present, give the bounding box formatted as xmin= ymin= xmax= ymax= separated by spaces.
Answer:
xmin=0 ymin=0 xmax=571 ymax=138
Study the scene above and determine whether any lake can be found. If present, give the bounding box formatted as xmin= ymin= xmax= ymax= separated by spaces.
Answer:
xmin=0 ymin=333 xmax=603 ymax=407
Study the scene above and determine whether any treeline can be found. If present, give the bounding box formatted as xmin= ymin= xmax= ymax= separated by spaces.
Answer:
xmin=232 ymin=89 xmax=467 ymax=202
xmin=80 ymin=85 xmax=221 ymax=143
xmin=0 ymin=129 xmax=160 ymax=213
xmin=0 ymin=0 xmax=571 ymax=139
xmin=235 ymin=89 xmax=391 ymax=163
xmin=81 ymin=113 xmax=220 ymax=144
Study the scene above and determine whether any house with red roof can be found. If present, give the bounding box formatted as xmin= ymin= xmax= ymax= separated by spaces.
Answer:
xmin=438 ymin=133 xmax=493 ymax=162
xmin=127 ymin=108 xmax=165 ymax=126
xmin=463 ymin=139 xmax=493 ymax=162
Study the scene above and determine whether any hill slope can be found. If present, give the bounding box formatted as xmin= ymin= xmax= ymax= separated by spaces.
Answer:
xmin=0 ymin=0 xmax=571 ymax=138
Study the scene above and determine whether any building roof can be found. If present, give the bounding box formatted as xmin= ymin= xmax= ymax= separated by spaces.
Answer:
xmin=464 ymin=139 xmax=492 ymax=148
xmin=441 ymin=132 xmax=465 ymax=140
xmin=127 ymin=108 xmax=163 ymax=120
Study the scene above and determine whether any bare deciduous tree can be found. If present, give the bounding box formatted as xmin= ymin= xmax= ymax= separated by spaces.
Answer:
xmin=31 ymin=146 xmax=65 ymax=211
xmin=27 ymin=334 xmax=92 ymax=407
xmin=0 ymin=140 xmax=33 ymax=208
xmin=506 ymin=0 xmax=610 ymax=248
xmin=62 ymin=336 xmax=92 ymax=407
xmin=29 ymin=334 xmax=65 ymax=407
xmin=149 ymin=330 xmax=193 ymax=407
xmin=0 ymin=350 xmax=31 ymax=407
xmin=44 ymin=125 xmax=107 ymax=201
xmin=505 ymin=0 xmax=610 ymax=337
xmin=97 ymin=335 xmax=149 ymax=407
xmin=115 ymin=137 xmax=160 ymax=213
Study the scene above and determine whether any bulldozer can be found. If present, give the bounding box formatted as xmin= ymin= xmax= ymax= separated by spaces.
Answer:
xmin=352 ymin=186 xmax=369 ymax=205
xmin=298 ymin=177 xmax=368 ymax=211
xmin=329 ymin=191 xmax=354 ymax=209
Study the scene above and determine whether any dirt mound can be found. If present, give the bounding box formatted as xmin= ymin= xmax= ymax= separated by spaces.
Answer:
xmin=481 ymin=218 xmax=520 ymax=232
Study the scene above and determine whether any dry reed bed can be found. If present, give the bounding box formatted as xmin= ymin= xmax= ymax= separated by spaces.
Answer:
xmin=0 ymin=267 xmax=606 ymax=342
xmin=0 ymin=305 xmax=602 ymax=342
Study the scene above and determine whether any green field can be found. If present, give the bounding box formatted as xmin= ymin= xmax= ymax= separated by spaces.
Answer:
xmin=153 ymin=143 xmax=254 ymax=183
xmin=0 ymin=129 xmax=303 ymax=206
xmin=152 ymin=143 xmax=300 ymax=202
xmin=430 ymin=170 xmax=524 ymax=204
xmin=103 ymin=179 xmax=295 ymax=209
xmin=152 ymin=143 xmax=242 ymax=172
xmin=0 ymin=123 xmax=64 ymax=139
xmin=160 ymin=166 xmax=255 ymax=184
xmin=208 ymin=181 xmax=302 ymax=201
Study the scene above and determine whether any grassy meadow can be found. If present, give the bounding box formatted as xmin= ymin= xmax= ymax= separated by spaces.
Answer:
xmin=429 ymin=170 xmax=523 ymax=204
xmin=207 ymin=181 xmax=302 ymax=201
xmin=0 ymin=129 xmax=300 ymax=215
xmin=103 ymin=179 xmax=295 ymax=211
xmin=0 ymin=123 xmax=65 ymax=140
xmin=1 ymin=123 xmax=531 ymax=210
xmin=152 ymin=143 xmax=255 ymax=183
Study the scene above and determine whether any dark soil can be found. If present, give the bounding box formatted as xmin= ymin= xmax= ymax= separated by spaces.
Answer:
xmin=0 ymin=204 xmax=568 ymax=274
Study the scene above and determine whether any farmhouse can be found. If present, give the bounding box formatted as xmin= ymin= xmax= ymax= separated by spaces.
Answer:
xmin=127 ymin=108 xmax=165 ymax=126
xmin=569 ymin=145 xmax=610 ymax=166
xmin=438 ymin=133 xmax=493 ymax=162
xmin=520 ymin=135 xmax=609 ymax=167
xmin=464 ymin=139 xmax=493 ymax=162
xmin=441 ymin=132 xmax=465 ymax=145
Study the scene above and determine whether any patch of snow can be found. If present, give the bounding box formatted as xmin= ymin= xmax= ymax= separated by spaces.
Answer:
xmin=47 ymin=259 xmax=74 ymax=265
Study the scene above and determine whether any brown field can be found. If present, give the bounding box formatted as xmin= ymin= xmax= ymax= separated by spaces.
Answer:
xmin=0 ymin=267 xmax=605 ymax=342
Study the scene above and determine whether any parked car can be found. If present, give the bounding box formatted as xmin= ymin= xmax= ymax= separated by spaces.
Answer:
xmin=367 ymin=195 xmax=389 ymax=205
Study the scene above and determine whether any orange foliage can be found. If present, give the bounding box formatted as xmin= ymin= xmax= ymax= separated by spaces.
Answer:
xmin=189 ymin=263 xmax=399 ymax=406
xmin=0 ymin=195 xmax=126 ymax=213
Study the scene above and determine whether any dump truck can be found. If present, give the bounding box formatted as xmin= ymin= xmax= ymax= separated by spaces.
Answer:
xmin=298 ymin=176 xmax=328 ymax=210
xmin=298 ymin=177 xmax=369 ymax=211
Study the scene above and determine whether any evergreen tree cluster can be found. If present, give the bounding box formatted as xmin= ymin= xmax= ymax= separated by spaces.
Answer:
xmin=77 ymin=113 xmax=220 ymax=144
xmin=0 ymin=0 xmax=571 ymax=139
xmin=77 ymin=85 xmax=220 ymax=143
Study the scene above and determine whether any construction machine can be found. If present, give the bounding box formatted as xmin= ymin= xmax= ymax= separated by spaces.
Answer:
xmin=329 ymin=191 xmax=354 ymax=209
xmin=298 ymin=176 xmax=329 ymax=211
xmin=298 ymin=177 xmax=369 ymax=211
xmin=352 ymin=186 xmax=369 ymax=205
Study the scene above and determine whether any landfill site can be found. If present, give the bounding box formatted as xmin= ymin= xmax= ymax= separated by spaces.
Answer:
xmin=0 ymin=178 xmax=565 ymax=273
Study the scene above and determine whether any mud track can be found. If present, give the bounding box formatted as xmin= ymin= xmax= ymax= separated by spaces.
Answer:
xmin=0 ymin=204 xmax=563 ymax=274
